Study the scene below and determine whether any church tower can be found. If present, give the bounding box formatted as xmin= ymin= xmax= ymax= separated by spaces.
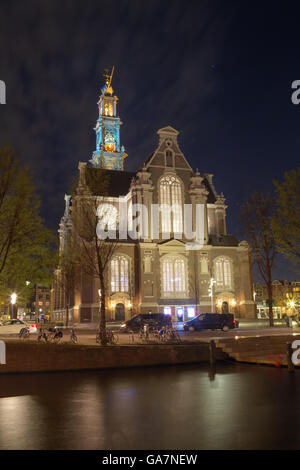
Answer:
xmin=89 ymin=67 xmax=127 ymax=170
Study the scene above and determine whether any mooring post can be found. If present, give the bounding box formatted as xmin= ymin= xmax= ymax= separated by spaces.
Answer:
xmin=209 ymin=340 xmax=216 ymax=366
xmin=287 ymin=342 xmax=295 ymax=373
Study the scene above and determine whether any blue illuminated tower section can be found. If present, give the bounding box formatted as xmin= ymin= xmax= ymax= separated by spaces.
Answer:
xmin=90 ymin=68 xmax=127 ymax=170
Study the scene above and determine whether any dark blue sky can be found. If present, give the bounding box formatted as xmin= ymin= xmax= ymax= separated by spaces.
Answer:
xmin=0 ymin=0 xmax=299 ymax=280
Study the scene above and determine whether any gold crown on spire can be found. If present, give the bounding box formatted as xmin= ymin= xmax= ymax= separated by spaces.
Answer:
xmin=102 ymin=66 xmax=114 ymax=95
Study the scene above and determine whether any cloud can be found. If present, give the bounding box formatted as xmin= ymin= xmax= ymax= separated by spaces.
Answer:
xmin=0 ymin=0 xmax=235 ymax=229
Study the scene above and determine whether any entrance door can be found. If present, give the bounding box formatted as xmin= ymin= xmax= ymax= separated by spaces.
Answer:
xmin=222 ymin=302 xmax=229 ymax=314
xmin=115 ymin=303 xmax=125 ymax=321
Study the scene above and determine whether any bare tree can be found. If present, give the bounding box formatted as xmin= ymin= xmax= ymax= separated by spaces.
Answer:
xmin=272 ymin=168 xmax=300 ymax=268
xmin=71 ymin=167 xmax=118 ymax=345
xmin=240 ymin=192 xmax=277 ymax=327
xmin=55 ymin=245 xmax=79 ymax=326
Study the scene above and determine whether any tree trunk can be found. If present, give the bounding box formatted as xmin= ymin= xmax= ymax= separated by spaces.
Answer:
xmin=268 ymin=284 xmax=274 ymax=327
xmin=99 ymin=274 xmax=108 ymax=345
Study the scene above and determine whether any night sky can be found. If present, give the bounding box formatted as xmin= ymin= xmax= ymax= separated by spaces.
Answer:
xmin=0 ymin=0 xmax=299 ymax=280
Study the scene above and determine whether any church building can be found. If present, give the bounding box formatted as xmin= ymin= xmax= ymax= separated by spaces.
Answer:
xmin=53 ymin=71 xmax=256 ymax=324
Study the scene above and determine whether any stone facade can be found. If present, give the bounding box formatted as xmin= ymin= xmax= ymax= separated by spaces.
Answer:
xmin=53 ymin=78 xmax=256 ymax=324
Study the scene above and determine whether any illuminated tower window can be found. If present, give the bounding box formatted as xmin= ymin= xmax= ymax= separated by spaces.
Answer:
xmin=104 ymin=132 xmax=116 ymax=152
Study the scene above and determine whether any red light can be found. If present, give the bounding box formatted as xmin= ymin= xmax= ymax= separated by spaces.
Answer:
xmin=233 ymin=320 xmax=236 ymax=324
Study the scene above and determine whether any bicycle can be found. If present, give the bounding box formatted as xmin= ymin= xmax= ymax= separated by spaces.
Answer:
xmin=37 ymin=327 xmax=48 ymax=342
xmin=47 ymin=327 xmax=63 ymax=343
xmin=19 ymin=326 xmax=30 ymax=339
xmin=70 ymin=328 xmax=78 ymax=344
xmin=165 ymin=327 xmax=182 ymax=344
xmin=138 ymin=325 xmax=150 ymax=342
xmin=96 ymin=328 xmax=118 ymax=345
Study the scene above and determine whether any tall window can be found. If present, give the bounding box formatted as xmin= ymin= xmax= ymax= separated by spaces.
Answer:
xmin=165 ymin=150 xmax=173 ymax=167
xmin=214 ymin=257 xmax=232 ymax=290
xmin=162 ymin=256 xmax=186 ymax=297
xmin=111 ymin=255 xmax=129 ymax=293
xmin=159 ymin=175 xmax=182 ymax=234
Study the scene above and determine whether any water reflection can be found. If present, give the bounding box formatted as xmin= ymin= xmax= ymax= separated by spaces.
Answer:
xmin=0 ymin=364 xmax=300 ymax=449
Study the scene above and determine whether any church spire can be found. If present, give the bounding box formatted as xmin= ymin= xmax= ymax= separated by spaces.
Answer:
xmin=89 ymin=67 xmax=127 ymax=170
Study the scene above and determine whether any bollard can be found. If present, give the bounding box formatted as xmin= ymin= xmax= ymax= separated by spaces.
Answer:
xmin=209 ymin=340 xmax=216 ymax=366
xmin=287 ymin=342 xmax=295 ymax=373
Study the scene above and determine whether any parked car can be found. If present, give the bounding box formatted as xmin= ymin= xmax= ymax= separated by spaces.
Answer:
xmin=183 ymin=313 xmax=237 ymax=332
xmin=0 ymin=319 xmax=39 ymax=335
xmin=120 ymin=313 xmax=172 ymax=332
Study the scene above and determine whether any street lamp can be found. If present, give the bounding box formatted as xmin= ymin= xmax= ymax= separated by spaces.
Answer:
xmin=11 ymin=292 xmax=17 ymax=319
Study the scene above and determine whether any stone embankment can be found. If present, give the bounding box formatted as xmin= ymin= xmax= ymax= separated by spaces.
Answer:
xmin=215 ymin=334 xmax=300 ymax=367
xmin=0 ymin=340 xmax=226 ymax=374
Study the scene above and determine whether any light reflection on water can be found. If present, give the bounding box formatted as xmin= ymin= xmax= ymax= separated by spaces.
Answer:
xmin=0 ymin=364 xmax=300 ymax=450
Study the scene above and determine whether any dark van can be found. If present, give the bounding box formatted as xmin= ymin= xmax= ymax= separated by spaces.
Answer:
xmin=120 ymin=313 xmax=172 ymax=333
xmin=183 ymin=313 xmax=236 ymax=332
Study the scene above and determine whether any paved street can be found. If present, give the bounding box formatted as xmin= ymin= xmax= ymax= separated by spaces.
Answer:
xmin=2 ymin=326 xmax=300 ymax=345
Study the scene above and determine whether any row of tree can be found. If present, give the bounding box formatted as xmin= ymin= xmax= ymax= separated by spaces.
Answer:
xmin=0 ymin=147 xmax=56 ymax=311
xmin=0 ymin=147 xmax=117 ymax=345
xmin=241 ymin=168 xmax=300 ymax=326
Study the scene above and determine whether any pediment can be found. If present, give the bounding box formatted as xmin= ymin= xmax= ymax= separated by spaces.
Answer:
xmin=158 ymin=238 xmax=188 ymax=253
xmin=157 ymin=126 xmax=179 ymax=136
xmin=159 ymin=239 xmax=186 ymax=246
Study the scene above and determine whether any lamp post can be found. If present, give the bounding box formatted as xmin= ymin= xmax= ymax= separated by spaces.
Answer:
xmin=11 ymin=292 xmax=17 ymax=319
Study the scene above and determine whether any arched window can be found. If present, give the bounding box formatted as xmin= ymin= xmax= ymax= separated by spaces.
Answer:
xmin=159 ymin=175 xmax=183 ymax=234
xmin=111 ymin=255 xmax=129 ymax=293
xmin=214 ymin=257 xmax=233 ymax=290
xmin=162 ymin=255 xmax=186 ymax=297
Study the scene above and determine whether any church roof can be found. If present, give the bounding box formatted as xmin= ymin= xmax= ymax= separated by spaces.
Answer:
xmin=86 ymin=167 xmax=136 ymax=197
xmin=209 ymin=234 xmax=239 ymax=247
xmin=105 ymin=169 xmax=136 ymax=196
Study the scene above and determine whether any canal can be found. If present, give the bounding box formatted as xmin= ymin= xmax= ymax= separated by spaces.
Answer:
xmin=0 ymin=363 xmax=299 ymax=450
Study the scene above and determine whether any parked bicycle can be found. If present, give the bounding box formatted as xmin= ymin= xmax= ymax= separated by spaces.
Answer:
xmin=96 ymin=328 xmax=118 ymax=345
xmin=19 ymin=326 xmax=30 ymax=339
xmin=151 ymin=326 xmax=182 ymax=344
xmin=138 ymin=324 xmax=150 ymax=342
xmin=70 ymin=328 xmax=78 ymax=344
xmin=48 ymin=328 xmax=63 ymax=343
xmin=165 ymin=327 xmax=182 ymax=344
xmin=37 ymin=327 xmax=48 ymax=342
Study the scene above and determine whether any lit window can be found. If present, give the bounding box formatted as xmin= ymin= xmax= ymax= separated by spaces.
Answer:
xmin=187 ymin=307 xmax=195 ymax=318
xmin=111 ymin=255 xmax=129 ymax=293
xmin=159 ymin=175 xmax=182 ymax=234
xmin=162 ymin=256 xmax=186 ymax=297
xmin=164 ymin=307 xmax=172 ymax=316
xmin=214 ymin=257 xmax=232 ymax=290
xmin=104 ymin=132 xmax=115 ymax=152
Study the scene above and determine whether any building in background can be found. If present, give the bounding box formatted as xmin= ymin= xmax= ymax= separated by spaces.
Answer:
xmin=26 ymin=285 xmax=51 ymax=320
xmin=53 ymin=73 xmax=256 ymax=324
xmin=254 ymin=280 xmax=300 ymax=319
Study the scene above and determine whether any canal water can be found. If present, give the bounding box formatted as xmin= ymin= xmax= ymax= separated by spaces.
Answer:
xmin=0 ymin=363 xmax=299 ymax=450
